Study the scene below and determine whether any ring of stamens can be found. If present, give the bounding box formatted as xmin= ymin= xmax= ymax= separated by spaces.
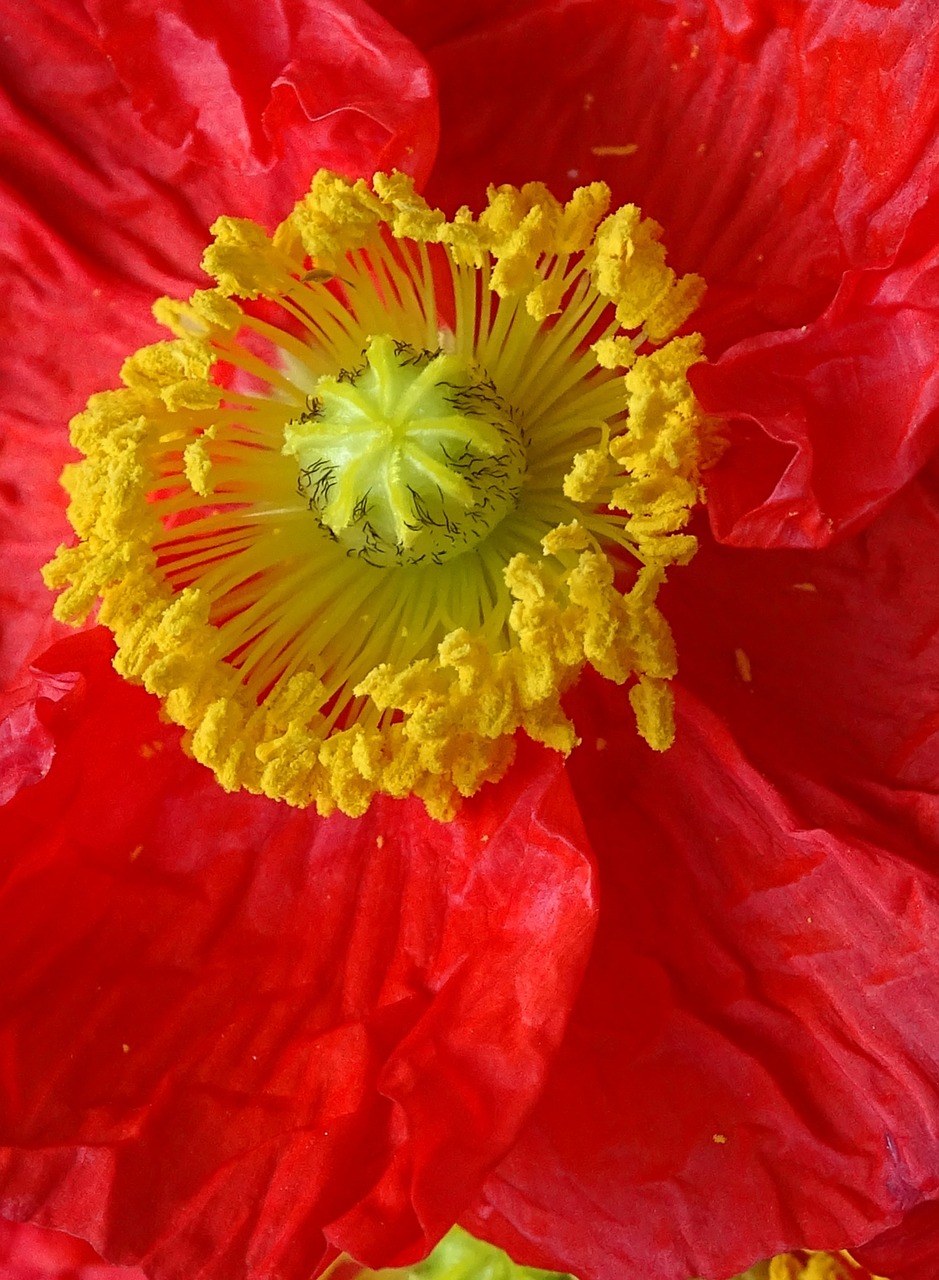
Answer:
xmin=45 ymin=170 xmax=712 ymax=819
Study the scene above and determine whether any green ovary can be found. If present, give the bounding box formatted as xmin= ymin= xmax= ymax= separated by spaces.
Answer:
xmin=283 ymin=334 xmax=527 ymax=568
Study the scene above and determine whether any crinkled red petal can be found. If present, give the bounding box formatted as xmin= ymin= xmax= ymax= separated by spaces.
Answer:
xmin=0 ymin=658 xmax=82 ymax=806
xmin=375 ymin=0 xmax=939 ymax=545
xmin=407 ymin=0 xmax=939 ymax=346
xmin=0 ymin=422 xmax=77 ymax=686
xmin=461 ymin=466 xmax=939 ymax=1280
xmin=84 ymin=0 xmax=439 ymax=193
xmin=0 ymin=629 xmax=596 ymax=1280
xmin=0 ymin=0 xmax=438 ymax=688
xmin=698 ymin=177 xmax=939 ymax=548
xmin=0 ymin=0 xmax=437 ymax=425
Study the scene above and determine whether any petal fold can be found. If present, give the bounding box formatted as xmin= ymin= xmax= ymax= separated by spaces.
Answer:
xmin=0 ymin=632 xmax=596 ymax=1280
xmin=0 ymin=0 xmax=438 ymax=685
xmin=0 ymin=1216 xmax=143 ymax=1279
xmin=463 ymin=467 xmax=939 ymax=1280
xmin=85 ymin=0 xmax=439 ymax=186
xmin=699 ymin=181 xmax=939 ymax=547
xmin=385 ymin=0 xmax=939 ymax=542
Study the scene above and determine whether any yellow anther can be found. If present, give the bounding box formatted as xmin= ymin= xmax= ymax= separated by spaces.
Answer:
xmin=592 ymin=334 xmax=639 ymax=370
xmin=592 ymin=204 xmax=705 ymax=340
xmin=153 ymin=291 xmax=244 ymax=340
xmin=203 ymin=217 xmax=295 ymax=298
xmin=183 ymin=432 xmax=214 ymax=497
xmin=189 ymin=288 xmax=244 ymax=331
xmin=743 ymin=1253 xmax=888 ymax=1280
xmin=121 ymin=338 xmax=215 ymax=396
xmin=45 ymin=169 xmax=709 ymax=817
xmin=556 ymin=181 xmax=611 ymax=252
xmin=372 ymin=170 xmax=447 ymax=240
xmin=628 ymin=676 xmax=675 ymax=751
xmin=564 ymin=442 xmax=612 ymax=504
xmin=284 ymin=170 xmax=386 ymax=264
xmin=646 ymin=270 xmax=707 ymax=343
xmin=541 ymin=521 xmax=590 ymax=556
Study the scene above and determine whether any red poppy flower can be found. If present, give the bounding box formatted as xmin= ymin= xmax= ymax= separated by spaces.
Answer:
xmin=2 ymin=4 xmax=939 ymax=1280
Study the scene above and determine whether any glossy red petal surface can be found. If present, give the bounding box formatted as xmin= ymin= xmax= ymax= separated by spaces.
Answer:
xmin=462 ymin=468 xmax=939 ymax=1280
xmin=372 ymin=0 xmax=939 ymax=545
xmin=0 ymin=631 xmax=596 ymax=1280
xmin=0 ymin=0 xmax=437 ymax=687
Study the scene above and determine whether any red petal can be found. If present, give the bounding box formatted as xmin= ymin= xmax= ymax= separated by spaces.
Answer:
xmin=377 ymin=0 xmax=939 ymax=543
xmin=0 ymin=631 xmax=596 ymax=1280
xmin=1 ymin=0 xmax=437 ymax=422
xmin=84 ymin=0 xmax=439 ymax=193
xmin=462 ymin=467 xmax=939 ymax=1279
xmin=0 ymin=1217 xmax=143 ymax=1279
xmin=854 ymin=1201 xmax=939 ymax=1280
xmin=698 ymin=179 xmax=939 ymax=548
xmin=0 ymin=651 xmax=84 ymax=806
xmin=409 ymin=0 xmax=936 ymax=338
xmin=0 ymin=421 xmax=77 ymax=687
xmin=0 ymin=0 xmax=438 ymax=686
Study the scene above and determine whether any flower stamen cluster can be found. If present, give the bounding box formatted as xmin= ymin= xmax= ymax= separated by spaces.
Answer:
xmin=45 ymin=170 xmax=710 ymax=818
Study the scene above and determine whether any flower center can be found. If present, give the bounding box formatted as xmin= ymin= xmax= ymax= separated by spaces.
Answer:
xmin=285 ymin=334 xmax=526 ymax=567
xmin=44 ymin=170 xmax=712 ymax=819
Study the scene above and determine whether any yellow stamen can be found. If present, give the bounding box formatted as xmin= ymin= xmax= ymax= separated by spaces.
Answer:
xmin=735 ymin=1253 xmax=889 ymax=1280
xmin=45 ymin=170 xmax=710 ymax=818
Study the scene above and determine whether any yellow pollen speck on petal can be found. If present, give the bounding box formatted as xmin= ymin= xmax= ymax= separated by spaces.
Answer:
xmin=735 ymin=647 xmax=753 ymax=683
xmin=45 ymin=168 xmax=711 ymax=817
xmin=712 ymin=1132 xmax=727 ymax=1144
xmin=590 ymin=143 xmax=639 ymax=157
